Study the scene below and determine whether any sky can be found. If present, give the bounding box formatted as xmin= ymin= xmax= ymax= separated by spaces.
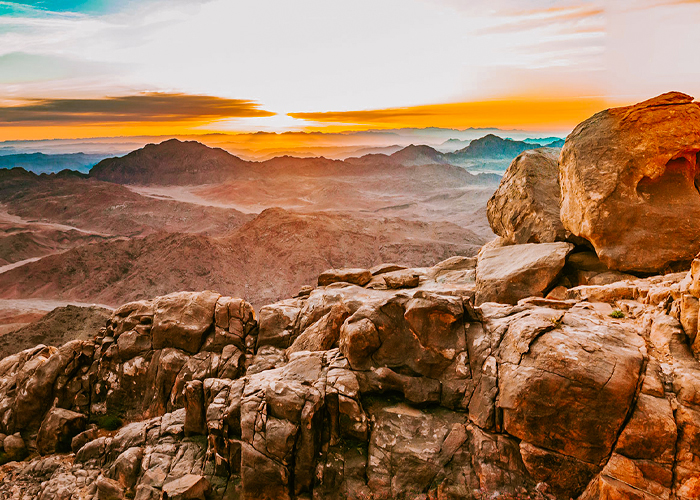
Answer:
xmin=0 ymin=0 xmax=699 ymax=144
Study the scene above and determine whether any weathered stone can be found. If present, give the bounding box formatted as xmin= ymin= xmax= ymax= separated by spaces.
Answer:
xmin=109 ymin=446 xmax=143 ymax=489
xmin=519 ymin=441 xmax=600 ymax=498
xmin=476 ymin=242 xmax=574 ymax=304
xmin=382 ymin=269 xmax=421 ymax=289
xmin=487 ymin=147 xmax=569 ymax=244
xmin=287 ymin=302 xmax=350 ymax=354
xmin=318 ymin=268 xmax=372 ymax=287
xmin=96 ymin=475 xmax=125 ymax=500
xmin=370 ymin=263 xmax=407 ymax=275
xmin=37 ymin=408 xmax=87 ymax=455
xmin=3 ymin=433 xmax=25 ymax=459
xmin=560 ymin=92 xmax=700 ymax=273
xmin=151 ymin=291 xmax=220 ymax=354
xmin=184 ymin=380 xmax=205 ymax=436
xmin=257 ymin=300 xmax=301 ymax=349
xmin=497 ymin=307 xmax=646 ymax=464
xmin=162 ymin=474 xmax=211 ymax=500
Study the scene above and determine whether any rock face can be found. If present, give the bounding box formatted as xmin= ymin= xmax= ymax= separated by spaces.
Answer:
xmin=476 ymin=242 xmax=573 ymax=304
xmin=487 ymin=148 xmax=568 ymax=244
xmin=560 ymin=92 xmax=700 ymax=273
xmin=2 ymin=259 xmax=700 ymax=500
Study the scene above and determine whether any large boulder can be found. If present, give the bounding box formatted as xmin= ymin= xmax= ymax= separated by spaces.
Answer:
xmin=497 ymin=306 xmax=647 ymax=465
xmin=37 ymin=407 xmax=87 ymax=455
xmin=487 ymin=148 xmax=568 ymax=244
xmin=475 ymin=242 xmax=573 ymax=304
xmin=151 ymin=291 xmax=220 ymax=354
xmin=560 ymin=92 xmax=700 ymax=273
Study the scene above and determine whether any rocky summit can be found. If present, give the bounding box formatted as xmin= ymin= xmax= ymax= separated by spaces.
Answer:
xmin=1 ymin=93 xmax=700 ymax=500
xmin=0 ymin=253 xmax=697 ymax=500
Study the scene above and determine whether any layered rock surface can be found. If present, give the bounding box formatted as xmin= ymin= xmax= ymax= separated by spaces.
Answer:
xmin=0 ymin=257 xmax=699 ymax=500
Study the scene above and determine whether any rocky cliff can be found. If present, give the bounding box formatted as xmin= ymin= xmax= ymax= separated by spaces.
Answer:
xmin=0 ymin=256 xmax=699 ymax=500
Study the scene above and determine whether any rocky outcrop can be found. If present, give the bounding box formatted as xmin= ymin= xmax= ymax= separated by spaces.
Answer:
xmin=2 ymin=258 xmax=700 ymax=500
xmin=560 ymin=92 xmax=700 ymax=273
xmin=487 ymin=148 xmax=568 ymax=244
xmin=475 ymin=242 xmax=573 ymax=304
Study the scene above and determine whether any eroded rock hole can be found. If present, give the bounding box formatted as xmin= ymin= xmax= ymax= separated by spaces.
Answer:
xmin=637 ymin=155 xmax=700 ymax=203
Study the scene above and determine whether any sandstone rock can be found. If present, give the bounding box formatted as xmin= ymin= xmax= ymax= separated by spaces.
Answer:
xmin=287 ymin=302 xmax=350 ymax=353
xmin=109 ymin=446 xmax=143 ymax=489
xmin=681 ymin=293 xmax=699 ymax=342
xmin=487 ymin=148 xmax=568 ymax=244
xmin=184 ymin=380 xmax=205 ymax=436
xmin=588 ymin=271 xmax=637 ymax=286
xmin=96 ymin=475 xmax=124 ymax=500
xmin=567 ymin=251 xmax=609 ymax=273
xmin=382 ymin=269 xmax=421 ymax=289
xmin=37 ymin=408 xmax=87 ymax=455
xmin=560 ymin=92 xmax=700 ymax=273
xmin=318 ymin=268 xmax=372 ymax=287
xmin=151 ymin=291 xmax=220 ymax=353
xmin=370 ymin=263 xmax=406 ymax=275
xmin=497 ymin=307 xmax=646 ymax=464
xmin=3 ymin=433 xmax=25 ymax=459
xmin=257 ymin=300 xmax=301 ymax=349
xmin=476 ymin=242 xmax=573 ymax=304
xmin=162 ymin=474 xmax=210 ymax=500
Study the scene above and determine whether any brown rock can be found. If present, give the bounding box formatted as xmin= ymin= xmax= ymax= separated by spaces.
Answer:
xmin=487 ymin=148 xmax=568 ymax=244
xmin=338 ymin=317 xmax=381 ymax=369
xmin=184 ymin=380 xmax=205 ymax=436
xmin=476 ymin=242 xmax=574 ymax=304
xmin=519 ymin=441 xmax=600 ymax=498
xmin=318 ymin=268 xmax=372 ymax=287
xmin=681 ymin=293 xmax=699 ymax=342
xmin=370 ymin=263 xmax=407 ymax=275
xmin=36 ymin=407 xmax=87 ymax=455
xmin=560 ymin=92 xmax=700 ymax=273
xmin=162 ymin=474 xmax=211 ymax=500
xmin=497 ymin=307 xmax=646 ymax=464
xmin=96 ymin=476 xmax=125 ymax=500
xmin=287 ymin=302 xmax=350 ymax=353
xmin=151 ymin=291 xmax=220 ymax=353
xmin=3 ymin=433 xmax=25 ymax=459
xmin=382 ymin=269 xmax=421 ymax=289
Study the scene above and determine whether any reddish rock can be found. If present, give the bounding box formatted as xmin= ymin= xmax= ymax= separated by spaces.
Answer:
xmin=560 ymin=92 xmax=700 ymax=273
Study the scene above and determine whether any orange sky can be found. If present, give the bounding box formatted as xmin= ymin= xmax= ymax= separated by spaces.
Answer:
xmin=1 ymin=0 xmax=699 ymax=146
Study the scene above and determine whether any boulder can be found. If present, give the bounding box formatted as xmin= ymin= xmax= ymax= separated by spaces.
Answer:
xmin=287 ymin=302 xmax=350 ymax=353
xmin=476 ymin=242 xmax=574 ymax=304
xmin=151 ymin=291 xmax=220 ymax=354
xmin=3 ymin=433 xmax=25 ymax=460
xmin=37 ymin=408 xmax=87 ymax=455
xmin=96 ymin=476 xmax=125 ymax=500
xmin=162 ymin=474 xmax=211 ymax=500
xmin=487 ymin=148 xmax=568 ymax=244
xmin=497 ymin=307 xmax=646 ymax=465
xmin=382 ymin=269 xmax=421 ymax=289
xmin=318 ymin=268 xmax=372 ymax=287
xmin=560 ymin=92 xmax=700 ymax=273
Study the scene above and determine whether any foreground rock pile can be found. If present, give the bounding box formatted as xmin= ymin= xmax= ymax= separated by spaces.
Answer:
xmin=0 ymin=254 xmax=699 ymax=500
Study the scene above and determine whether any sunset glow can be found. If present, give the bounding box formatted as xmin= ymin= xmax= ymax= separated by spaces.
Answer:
xmin=1 ymin=0 xmax=699 ymax=146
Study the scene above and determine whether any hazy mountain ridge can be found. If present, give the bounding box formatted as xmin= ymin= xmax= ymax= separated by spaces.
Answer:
xmin=0 ymin=152 xmax=107 ymax=174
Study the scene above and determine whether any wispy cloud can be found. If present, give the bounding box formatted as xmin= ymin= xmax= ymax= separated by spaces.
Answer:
xmin=0 ymin=93 xmax=275 ymax=124
xmin=289 ymin=97 xmax=607 ymax=131
xmin=479 ymin=3 xmax=604 ymax=35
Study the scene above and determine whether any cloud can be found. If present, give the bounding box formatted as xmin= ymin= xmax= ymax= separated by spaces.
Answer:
xmin=0 ymin=92 xmax=276 ymax=125
xmin=288 ymin=97 xmax=608 ymax=131
xmin=478 ymin=4 xmax=604 ymax=35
